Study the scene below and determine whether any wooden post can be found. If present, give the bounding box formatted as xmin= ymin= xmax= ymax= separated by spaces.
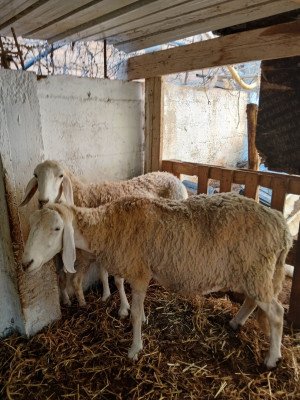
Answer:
xmin=0 ymin=35 xmax=10 ymax=69
xmin=220 ymin=169 xmax=234 ymax=193
xmin=11 ymin=27 xmax=25 ymax=70
xmin=288 ymin=227 xmax=300 ymax=328
xmin=197 ymin=165 xmax=210 ymax=194
xmin=144 ymin=76 xmax=164 ymax=172
xmin=247 ymin=103 xmax=259 ymax=171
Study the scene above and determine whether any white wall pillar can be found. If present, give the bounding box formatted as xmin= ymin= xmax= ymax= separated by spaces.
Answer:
xmin=0 ymin=70 xmax=61 ymax=338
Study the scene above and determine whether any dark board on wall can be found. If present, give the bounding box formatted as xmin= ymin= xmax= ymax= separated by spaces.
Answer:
xmin=256 ymin=56 xmax=300 ymax=175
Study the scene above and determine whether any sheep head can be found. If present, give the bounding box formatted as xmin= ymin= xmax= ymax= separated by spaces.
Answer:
xmin=22 ymin=206 xmax=76 ymax=274
xmin=20 ymin=160 xmax=74 ymax=208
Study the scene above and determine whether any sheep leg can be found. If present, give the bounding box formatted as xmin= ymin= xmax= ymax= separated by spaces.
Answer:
xmin=229 ymin=296 xmax=257 ymax=330
xmin=56 ymin=253 xmax=71 ymax=306
xmin=72 ymin=273 xmax=86 ymax=307
xmin=128 ymin=286 xmax=147 ymax=361
xmin=142 ymin=305 xmax=146 ymax=323
xmin=256 ymin=299 xmax=284 ymax=369
xmin=59 ymin=271 xmax=72 ymax=306
xmin=99 ymin=265 xmax=111 ymax=301
xmin=114 ymin=275 xmax=130 ymax=318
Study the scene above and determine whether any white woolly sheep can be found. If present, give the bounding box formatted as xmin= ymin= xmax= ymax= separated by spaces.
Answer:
xmin=20 ymin=160 xmax=188 ymax=313
xmin=22 ymin=192 xmax=292 ymax=369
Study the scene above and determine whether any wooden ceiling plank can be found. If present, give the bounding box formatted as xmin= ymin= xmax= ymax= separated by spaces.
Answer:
xmin=109 ymin=0 xmax=267 ymax=45
xmin=0 ymin=0 xmax=35 ymax=24
xmin=0 ymin=0 xmax=49 ymax=31
xmin=87 ymin=0 xmax=224 ymax=42
xmin=45 ymin=0 xmax=164 ymax=43
xmin=0 ymin=0 xmax=104 ymax=36
xmin=24 ymin=0 xmax=138 ymax=37
xmin=29 ymin=0 xmax=180 ymax=40
xmin=50 ymin=0 xmax=288 ymax=44
xmin=120 ymin=20 xmax=300 ymax=79
xmin=37 ymin=0 xmax=208 ymax=42
xmin=115 ymin=1 xmax=300 ymax=52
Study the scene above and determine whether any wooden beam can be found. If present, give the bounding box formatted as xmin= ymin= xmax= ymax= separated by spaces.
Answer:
xmin=247 ymin=104 xmax=259 ymax=171
xmin=121 ymin=20 xmax=300 ymax=80
xmin=144 ymin=77 xmax=164 ymax=173
xmin=161 ymin=160 xmax=300 ymax=195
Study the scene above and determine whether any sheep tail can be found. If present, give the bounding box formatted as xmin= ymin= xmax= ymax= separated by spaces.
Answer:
xmin=257 ymin=246 xmax=290 ymax=335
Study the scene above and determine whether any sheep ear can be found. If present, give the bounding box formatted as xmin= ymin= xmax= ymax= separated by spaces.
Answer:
xmin=19 ymin=177 xmax=38 ymax=207
xmin=62 ymin=221 xmax=76 ymax=273
xmin=62 ymin=175 xmax=74 ymax=205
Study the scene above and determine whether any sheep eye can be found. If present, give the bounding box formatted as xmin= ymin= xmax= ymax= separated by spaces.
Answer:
xmin=55 ymin=227 xmax=60 ymax=231
xmin=59 ymin=174 xmax=64 ymax=178
xmin=34 ymin=173 xmax=37 ymax=178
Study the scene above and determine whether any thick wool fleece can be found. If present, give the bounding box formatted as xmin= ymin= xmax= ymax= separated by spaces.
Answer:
xmin=66 ymin=169 xmax=188 ymax=207
xmin=51 ymin=192 xmax=292 ymax=304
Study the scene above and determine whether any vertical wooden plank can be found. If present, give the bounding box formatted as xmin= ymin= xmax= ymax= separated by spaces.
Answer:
xmin=161 ymin=160 xmax=172 ymax=173
xmin=220 ymin=169 xmax=234 ymax=193
xmin=144 ymin=76 xmax=164 ymax=173
xmin=197 ymin=165 xmax=210 ymax=194
xmin=247 ymin=103 xmax=259 ymax=170
xmin=288 ymin=233 xmax=300 ymax=329
xmin=270 ymin=177 xmax=288 ymax=212
xmin=244 ymin=173 xmax=259 ymax=201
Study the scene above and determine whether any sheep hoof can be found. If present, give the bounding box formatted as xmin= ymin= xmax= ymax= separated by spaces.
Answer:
xmin=63 ymin=300 xmax=72 ymax=307
xmin=101 ymin=294 xmax=110 ymax=302
xmin=128 ymin=345 xmax=142 ymax=361
xmin=118 ymin=307 xmax=130 ymax=319
xmin=78 ymin=301 xmax=87 ymax=308
xmin=264 ymin=354 xmax=281 ymax=370
xmin=229 ymin=319 xmax=241 ymax=331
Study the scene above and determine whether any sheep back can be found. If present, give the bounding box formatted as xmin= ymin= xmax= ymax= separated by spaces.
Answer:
xmin=73 ymin=193 xmax=292 ymax=303
xmin=68 ymin=171 xmax=187 ymax=207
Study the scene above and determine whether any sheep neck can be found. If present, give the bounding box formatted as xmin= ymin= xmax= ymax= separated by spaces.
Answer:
xmin=71 ymin=205 xmax=108 ymax=255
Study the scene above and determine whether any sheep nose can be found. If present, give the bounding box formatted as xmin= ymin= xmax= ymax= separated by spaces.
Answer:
xmin=22 ymin=259 xmax=33 ymax=271
xmin=38 ymin=199 xmax=49 ymax=208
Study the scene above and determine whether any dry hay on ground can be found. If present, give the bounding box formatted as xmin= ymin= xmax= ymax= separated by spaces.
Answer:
xmin=0 ymin=282 xmax=299 ymax=400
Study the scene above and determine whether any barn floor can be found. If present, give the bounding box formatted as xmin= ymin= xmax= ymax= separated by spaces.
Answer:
xmin=0 ymin=281 xmax=299 ymax=400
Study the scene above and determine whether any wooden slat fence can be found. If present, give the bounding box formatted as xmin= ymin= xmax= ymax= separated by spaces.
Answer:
xmin=162 ymin=159 xmax=300 ymax=328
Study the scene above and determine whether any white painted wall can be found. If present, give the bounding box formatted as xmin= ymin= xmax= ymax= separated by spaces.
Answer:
xmin=163 ymin=85 xmax=248 ymax=167
xmin=37 ymin=75 xmax=144 ymax=182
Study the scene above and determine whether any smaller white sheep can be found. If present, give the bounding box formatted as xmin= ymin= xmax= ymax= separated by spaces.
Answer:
xmin=20 ymin=160 xmax=187 ymax=312
xmin=22 ymin=193 xmax=292 ymax=368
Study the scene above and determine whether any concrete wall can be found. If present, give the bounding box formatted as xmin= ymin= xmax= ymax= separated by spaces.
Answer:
xmin=163 ymin=85 xmax=248 ymax=167
xmin=37 ymin=75 xmax=144 ymax=182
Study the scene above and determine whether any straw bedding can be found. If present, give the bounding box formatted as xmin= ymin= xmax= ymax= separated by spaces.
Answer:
xmin=0 ymin=281 xmax=299 ymax=400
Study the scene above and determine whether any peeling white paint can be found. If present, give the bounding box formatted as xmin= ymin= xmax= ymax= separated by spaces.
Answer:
xmin=163 ymin=85 xmax=248 ymax=167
